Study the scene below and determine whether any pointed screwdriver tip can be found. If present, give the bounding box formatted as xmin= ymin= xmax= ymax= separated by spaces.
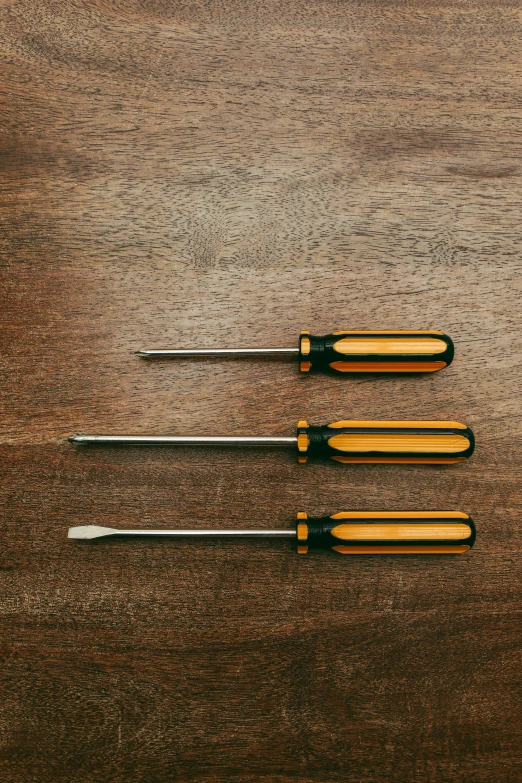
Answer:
xmin=68 ymin=525 xmax=118 ymax=540
xmin=134 ymin=350 xmax=150 ymax=358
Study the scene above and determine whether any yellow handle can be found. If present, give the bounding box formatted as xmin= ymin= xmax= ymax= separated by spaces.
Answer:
xmin=299 ymin=331 xmax=454 ymax=373
xmin=296 ymin=511 xmax=476 ymax=554
xmin=296 ymin=420 xmax=475 ymax=464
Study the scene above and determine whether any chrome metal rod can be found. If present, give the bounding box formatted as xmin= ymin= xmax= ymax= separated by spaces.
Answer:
xmin=68 ymin=525 xmax=297 ymax=540
xmin=69 ymin=434 xmax=297 ymax=446
xmin=135 ymin=348 xmax=299 ymax=358
xmin=117 ymin=529 xmax=296 ymax=536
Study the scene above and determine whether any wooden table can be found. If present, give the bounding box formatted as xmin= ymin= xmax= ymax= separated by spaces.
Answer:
xmin=1 ymin=2 xmax=521 ymax=781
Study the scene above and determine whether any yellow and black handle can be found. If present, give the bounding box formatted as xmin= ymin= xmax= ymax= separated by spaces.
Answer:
xmin=298 ymin=330 xmax=454 ymax=373
xmin=296 ymin=511 xmax=475 ymax=554
xmin=296 ymin=420 xmax=474 ymax=464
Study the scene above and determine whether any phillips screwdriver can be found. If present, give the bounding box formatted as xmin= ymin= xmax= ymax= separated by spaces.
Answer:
xmin=69 ymin=419 xmax=475 ymax=464
xmin=68 ymin=511 xmax=476 ymax=555
xmin=135 ymin=330 xmax=454 ymax=374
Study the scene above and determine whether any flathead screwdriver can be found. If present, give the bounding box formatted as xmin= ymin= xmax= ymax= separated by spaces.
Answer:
xmin=68 ymin=511 xmax=476 ymax=555
xmin=135 ymin=330 xmax=454 ymax=374
xmin=69 ymin=419 xmax=475 ymax=464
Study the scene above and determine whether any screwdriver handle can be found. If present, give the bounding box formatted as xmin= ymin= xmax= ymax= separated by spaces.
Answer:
xmin=296 ymin=511 xmax=475 ymax=554
xmin=298 ymin=330 xmax=454 ymax=373
xmin=296 ymin=420 xmax=474 ymax=464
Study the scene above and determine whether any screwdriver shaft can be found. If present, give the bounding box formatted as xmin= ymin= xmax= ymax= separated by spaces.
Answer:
xmin=112 ymin=529 xmax=295 ymax=537
xmin=135 ymin=348 xmax=299 ymax=358
xmin=69 ymin=434 xmax=297 ymax=446
xmin=67 ymin=525 xmax=297 ymax=539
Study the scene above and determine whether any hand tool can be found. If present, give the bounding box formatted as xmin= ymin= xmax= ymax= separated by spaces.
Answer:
xmin=68 ymin=511 xmax=476 ymax=555
xmin=69 ymin=419 xmax=475 ymax=464
xmin=135 ymin=330 xmax=454 ymax=374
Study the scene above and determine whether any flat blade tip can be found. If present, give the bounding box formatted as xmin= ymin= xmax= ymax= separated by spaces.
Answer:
xmin=68 ymin=525 xmax=117 ymax=540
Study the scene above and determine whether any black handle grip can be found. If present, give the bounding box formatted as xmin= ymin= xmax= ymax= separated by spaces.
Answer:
xmin=298 ymin=331 xmax=454 ymax=374
xmin=296 ymin=420 xmax=475 ymax=464
xmin=296 ymin=511 xmax=476 ymax=554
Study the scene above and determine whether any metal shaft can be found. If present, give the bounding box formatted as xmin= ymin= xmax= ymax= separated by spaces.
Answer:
xmin=112 ymin=529 xmax=295 ymax=537
xmin=69 ymin=435 xmax=297 ymax=446
xmin=67 ymin=525 xmax=297 ymax=540
xmin=135 ymin=348 xmax=299 ymax=358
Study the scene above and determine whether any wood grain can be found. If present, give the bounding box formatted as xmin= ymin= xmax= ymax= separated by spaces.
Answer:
xmin=1 ymin=1 xmax=522 ymax=781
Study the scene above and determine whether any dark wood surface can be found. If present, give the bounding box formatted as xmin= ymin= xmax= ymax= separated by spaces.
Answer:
xmin=1 ymin=2 xmax=522 ymax=781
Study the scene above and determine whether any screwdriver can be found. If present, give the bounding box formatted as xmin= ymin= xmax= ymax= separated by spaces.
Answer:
xmin=135 ymin=330 xmax=454 ymax=374
xmin=69 ymin=419 xmax=475 ymax=464
xmin=68 ymin=511 xmax=476 ymax=555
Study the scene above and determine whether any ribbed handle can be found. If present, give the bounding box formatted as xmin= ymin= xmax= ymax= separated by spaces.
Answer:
xmin=298 ymin=330 xmax=454 ymax=373
xmin=295 ymin=420 xmax=475 ymax=464
xmin=296 ymin=511 xmax=476 ymax=554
